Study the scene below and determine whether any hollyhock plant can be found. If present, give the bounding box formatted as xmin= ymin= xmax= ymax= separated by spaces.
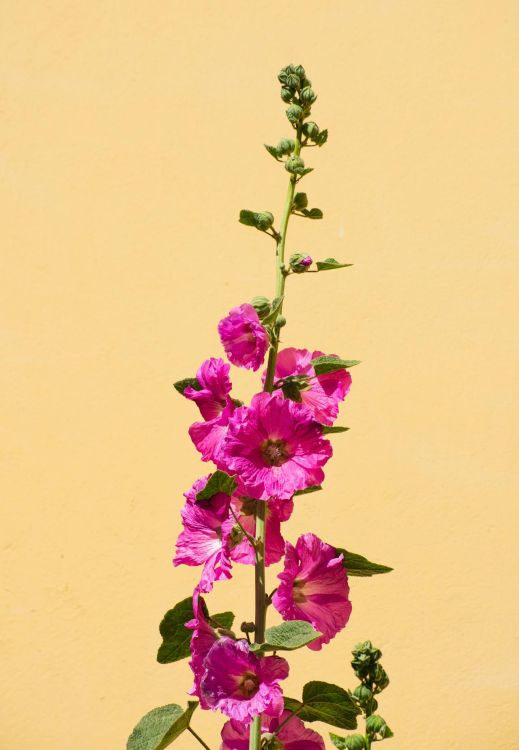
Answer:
xmin=219 ymin=392 xmax=332 ymax=500
xmin=218 ymin=303 xmax=270 ymax=371
xmin=267 ymin=347 xmax=352 ymax=425
xmin=128 ymin=64 xmax=393 ymax=750
xmin=228 ymin=496 xmax=294 ymax=566
xmin=272 ymin=533 xmax=352 ymax=650
xmin=220 ymin=710 xmax=325 ymax=750
xmin=200 ymin=637 xmax=289 ymax=723
xmin=173 ymin=476 xmax=233 ymax=593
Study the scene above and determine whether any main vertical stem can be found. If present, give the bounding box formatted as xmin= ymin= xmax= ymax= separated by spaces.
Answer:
xmin=249 ymin=126 xmax=303 ymax=750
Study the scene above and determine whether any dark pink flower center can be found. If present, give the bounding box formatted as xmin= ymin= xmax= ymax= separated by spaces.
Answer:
xmin=260 ymin=439 xmax=289 ymax=467
xmin=238 ymin=671 xmax=259 ymax=697
xmin=293 ymin=579 xmax=307 ymax=603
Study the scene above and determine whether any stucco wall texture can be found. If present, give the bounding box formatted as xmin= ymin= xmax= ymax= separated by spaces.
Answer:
xmin=2 ymin=1 xmax=518 ymax=748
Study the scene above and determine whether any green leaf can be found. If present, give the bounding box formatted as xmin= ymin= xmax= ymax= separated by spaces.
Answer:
xmin=264 ymin=144 xmax=281 ymax=161
xmin=127 ymin=702 xmax=198 ymax=750
xmin=157 ymin=598 xmax=194 ymax=664
xmin=322 ymin=425 xmax=350 ymax=434
xmin=173 ymin=377 xmax=201 ymax=395
xmin=335 ymin=548 xmax=393 ymax=577
xmin=318 ymin=129 xmax=329 ymax=146
xmin=284 ymin=681 xmax=360 ymax=730
xmin=262 ymin=295 xmax=284 ymax=325
xmin=316 ymin=257 xmax=353 ymax=271
xmin=366 ymin=715 xmax=393 ymax=740
xmin=157 ymin=599 xmax=235 ymax=664
xmin=251 ymin=621 xmax=321 ymax=652
xmin=311 ymin=355 xmax=361 ymax=375
xmin=293 ymin=485 xmax=322 ymax=496
xmin=208 ymin=610 xmax=235 ymax=630
xmin=301 ymin=207 xmax=323 ymax=219
xmin=330 ymin=733 xmax=366 ymax=750
xmin=239 ymin=209 xmax=258 ymax=227
xmin=293 ymin=192 xmax=308 ymax=210
xmin=299 ymin=167 xmax=314 ymax=177
xmin=196 ymin=470 xmax=237 ymax=501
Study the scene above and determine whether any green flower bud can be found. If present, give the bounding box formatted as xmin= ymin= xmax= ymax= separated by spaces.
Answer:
xmin=251 ymin=295 xmax=271 ymax=318
xmin=255 ymin=211 xmax=274 ymax=230
xmin=280 ymin=87 xmax=293 ymax=103
xmin=277 ymin=138 xmax=295 ymax=155
xmin=289 ymin=252 xmax=312 ymax=273
xmin=285 ymin=155 xmax=305 ymax=174
xmin=293 ymin=192 xmax=309 ymax=210
xmin=353 ymin=684 xmax=373 ymax=703
xmin=300 ymin=86 xmax=317 ymax=104
xmin=240 ymin=621 xmax=256 ymax=633
xmin=286 ymin=73 xmax=300 ymax=90
xmin=366 ymin=715 xmax=393 ymax=739
xmin=303 ymin=121 xmax=320 ymax=139
xmin=275 ymin=315 xmax=286 ymax=328
xmin=344 ymin=735 xmax=366 ymax=750
xmin=286 ymin=104 xmax=303 ymax=124
xmin=294 ymin=64 xmax=306 ymax=78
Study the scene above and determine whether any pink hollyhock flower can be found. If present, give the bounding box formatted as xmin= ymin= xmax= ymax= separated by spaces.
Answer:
xmin=228 ymin=496 xmax=294 ymax=566
xmin=184 ymin=358 xmax=232 ymax=420
xmin=173 ymin=476 xmax=233 ymax=593
xmin=267 ymin=348 xmax=352 ymax=425
xmin=220 ymin=710 xmax=325 ymax=750
xmin=272 ymin=532 xmax=351 ymax=650
xmin=200 ymin=637 xmax=289 ymax=723
xmin=185 ymin=590 xmax=219 ymax=709
xmin=189 ymin=400 xmax=237 ymax=464
xmin=220 ymin=392 xmax=332 ymax=500
xmin=218 ymin=303 xmax=270 ymax=371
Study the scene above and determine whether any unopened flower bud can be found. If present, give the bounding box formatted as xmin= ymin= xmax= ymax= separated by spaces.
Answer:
xmin=255 ymin=211 xmax=274 ymax=230
xmin=289 ymin=252 xmax=312 ymax=273
xmin=280 ymin=87 xmax=293 ymax=103
xmin=277 ymin=138 xmax=294 ymax=155
xmin=343 ymin=735 xmax=366 ymax=750
xmin=303 ymin=121 xmax=320 ymax=139
xmin=251 ymin=295 xmax=271 ymax=317
xmin=300 ymin=86 xmax=317 ymax=104
xmin=240 ymin=621 xmax=256 ymax=634
xmin=275 ymin=315 xmax=286 ymax=328
xmin=286 ymin=104 xmax=303 ymax=124
xmin=285 ymin=155 xmax=305 ymax=174
xmin=286 ymin=73 xmax=300 ymax=90
xmin=294 ymin=64 xmax=306 ymax=78
xmin=293 ymin=192 xmax=308 ymax=210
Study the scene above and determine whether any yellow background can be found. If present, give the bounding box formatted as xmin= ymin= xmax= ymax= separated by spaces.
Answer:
xmin=2 ymin=1 xmax=518 ymax=748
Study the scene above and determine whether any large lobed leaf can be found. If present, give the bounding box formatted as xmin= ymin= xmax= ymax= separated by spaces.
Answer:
xmin=284 ymin=681 xmax=360 ymax=730
xmin=195 ymin=470 xmax=237 ymax=501
xmin=251 ymin=620 xmax=321 ymax=653
xmin=127 ymin=702 xmax=197 ymax=750
xmin=157 ymin=598 xmax=235 ymax=664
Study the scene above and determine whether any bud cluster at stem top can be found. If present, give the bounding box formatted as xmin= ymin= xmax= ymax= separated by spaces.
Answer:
xmin=278 ymin=64 xmax=317 ymax=127
xmin=351 ymin=640 xmax=389 ymax=694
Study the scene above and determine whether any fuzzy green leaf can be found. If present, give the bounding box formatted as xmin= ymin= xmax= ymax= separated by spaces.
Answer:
xmin=316 ymin=258 xmax=353 ymax=271
xmin=239 ymin=209 xmax=258 ymax=227
xmin=330 ymin=733 xmax=366 ymax=750
xmin=173 ymin=377 xmax=201 ymax=395
xmin=322 ymin=425 xmax=350 ymax=434
xmin=284 ymin=681 xmax=360 ymax=730
xmin=251 ymin=621 xmax=321 ymax=653
xmin=264 ymin=144 xmax=281 ymax=161
xmin=208 ymin=610 xmax=235 ymax=630
xmin=335 ymin=548 xmax=393 ymax=577
xmin=311 ymin=356 xmax=361 ymax=375
xmin=127 ymin=702 xmax=197 ymax=750
xmin=196 ymin=470 xmax=237 ymax=501
xmin=293 ymin=485 xmax=322 ymax=496
xmin=301 ymin=208 xmax=323 ymax=219
xmin=293 ymin=192 xmax=309 ymax=210
xmin=157 ymin=598 xmax=194 ymax=664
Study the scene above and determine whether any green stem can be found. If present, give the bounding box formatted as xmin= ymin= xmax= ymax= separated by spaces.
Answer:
xmin=249 ymin=125 xmax=303 ymax=750
xmin=187 ymin=725 xmax=212 ymax=750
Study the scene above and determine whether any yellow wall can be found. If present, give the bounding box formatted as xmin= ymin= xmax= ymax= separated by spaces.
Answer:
xmin=2 ymin=1 xmax=518 ymax=748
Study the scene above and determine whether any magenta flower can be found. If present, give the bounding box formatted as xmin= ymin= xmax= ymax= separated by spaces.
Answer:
xmin=272 ymin=533 xmax=351 ymax=650
xmin=189 ymin=400 xmax=237 ymax=464
xmin=185 ymin=590 xmax=219 ymax=708
xmin=173 ymin=476 xmax=233 ymax=593
xmin=228 ymin=496 xmax=294 ymax=566
xmin=200 ymin=637 xmax=289 ymax=723
xmin=220 ymin=710 xmax=325 ymax=750
xmin=219 ymin=392 xmax=332 ymax=500
xmin=267 ymin=348 xmax=352 ymax=425
xmin=218 ymin=303 xmax=270 ymax=371
xmin=184 ymin=357 xmax=232 ymax=420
